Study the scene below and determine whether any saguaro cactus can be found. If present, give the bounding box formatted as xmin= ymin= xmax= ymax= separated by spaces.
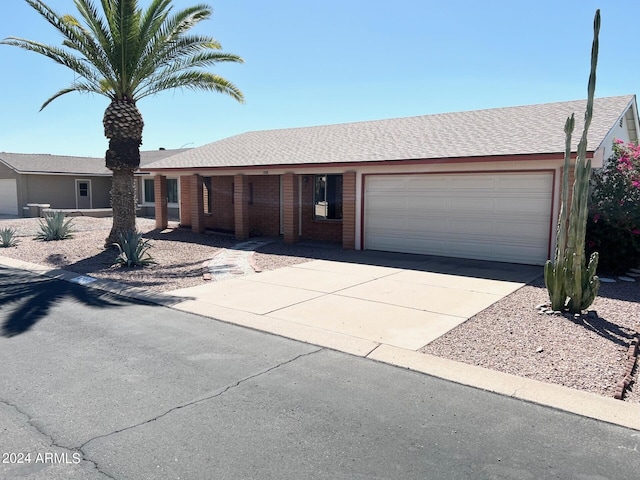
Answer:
xmin=544 ymin=9 xmax=601 ymax=314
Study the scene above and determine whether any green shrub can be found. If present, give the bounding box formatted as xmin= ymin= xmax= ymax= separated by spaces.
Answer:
xmin=113 ymin=230 xmax=155 ymax=267
xmin=35 ymin=211 xmax=74 ymax=241
xmin=0 ymin=227 xmax=18 ymax=247
xmin=586 ymin=139 xmax=640 ymax=273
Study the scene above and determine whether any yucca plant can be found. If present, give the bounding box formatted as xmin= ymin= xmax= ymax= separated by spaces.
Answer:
xmin=544 ymin=9 xmax=601 ymax=314
xmin=113 ymin=230 xmax=155 ymax=267
xmin=35 ymin=211 xmax=75 ymax=241
xmin=0 ymin=228 xmax=19 ymax=247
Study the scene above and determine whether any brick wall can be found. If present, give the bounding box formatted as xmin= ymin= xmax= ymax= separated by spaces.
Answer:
xmin=154 ymin=175 xmax=167 ymax=229
xmin=282 ymin=173 xmax=299 ymax=243
xmin=190 ymin=175 xmax=204 ymax=233
xmin=342 ymin=171 xmax=356 ymax=249
xmin=248 ymin=175 xmax=280 ymax=237
xmin=205 ymin=175 xmax=235 ymax=232
xmin=179 ymin=176 xmax=191 ymax=226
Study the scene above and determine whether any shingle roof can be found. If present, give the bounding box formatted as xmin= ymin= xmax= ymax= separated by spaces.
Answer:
xmin=143 ymin=95 xmax=636 ymax=170
xmin=0 ymin=149 xmax=188 ymax=175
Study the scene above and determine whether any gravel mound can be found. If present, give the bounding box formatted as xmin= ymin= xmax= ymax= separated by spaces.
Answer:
xmin=422 ymin=276 xmax=640 ymax=403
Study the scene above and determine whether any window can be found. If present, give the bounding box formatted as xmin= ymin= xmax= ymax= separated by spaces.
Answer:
xmin=314 ymin=174 xmax=343 ymax=220
xmin=167 ymin=178 xmax=178 ymax=204
xmin=144 ymin=179 xmax=155 ymax=203
xmin=79 ymin=182 xmax=89 ymax=197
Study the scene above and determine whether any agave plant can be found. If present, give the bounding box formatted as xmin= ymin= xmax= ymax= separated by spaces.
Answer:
xmin=0 ymin=228 xmax=19 ymax=247
xmin=35 ymin=211 xmax=75 ymax=241
xmin=113 ymin=230 xmax=155 ymax=267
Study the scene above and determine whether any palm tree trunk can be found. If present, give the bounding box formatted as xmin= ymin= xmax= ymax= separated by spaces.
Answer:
xmin=107 ymin=168 xmax=137 ymax=246
xmin=103 ymin=99 xmax=144 ymax=246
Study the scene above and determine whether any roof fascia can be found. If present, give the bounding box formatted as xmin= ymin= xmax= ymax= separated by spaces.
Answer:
xmin=139 ymin=151 xmax=592 ymax=174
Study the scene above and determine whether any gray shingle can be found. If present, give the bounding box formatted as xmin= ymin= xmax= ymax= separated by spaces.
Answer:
xmin=143 ymin=95 xmax=635 ymax=170
xmin=0 ymin=149 xmax=188 ymax=175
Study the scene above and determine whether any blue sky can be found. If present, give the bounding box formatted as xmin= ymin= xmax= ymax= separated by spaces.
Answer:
xmin=0 ymin=0 xmax=638 ymax=157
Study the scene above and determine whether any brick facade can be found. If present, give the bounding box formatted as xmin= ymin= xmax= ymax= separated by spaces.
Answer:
xmin=204 ymin=176 xmax=235 ymax=232
xmin=174 ymin=172 xmax=347 ymax=246
xmin=179 ymin=176 xmax=191 ymax=227
xmin=154 ymin=174 xmax=168 ymax=229
xmin=190 ymin=175 xmax=205 ymax=233
xmin=282 ymin=173 xmax=299 ymax=243
xmin=248 ymin=176 xmax=281 ymax=237
xmin=234 ymin=174 xmax=250 ymax=240
xmin=342 ymin=171 xmax=356 ymax=249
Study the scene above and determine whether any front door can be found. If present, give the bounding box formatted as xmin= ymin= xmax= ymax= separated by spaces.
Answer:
xmin=76 ymin=180 xmax=92 ymax=209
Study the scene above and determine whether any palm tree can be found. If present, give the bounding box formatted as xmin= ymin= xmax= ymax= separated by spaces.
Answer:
xmin=1 ymin=0 xmax=244 ymax=244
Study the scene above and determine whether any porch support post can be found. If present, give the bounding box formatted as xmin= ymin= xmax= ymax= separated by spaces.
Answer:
xmin=179 ymin=176 xmax=191 ymax=227
xmin=234 ymin=174 xmax=250 ymax=240
xmin=282 ymin=172 xmax=299 ymax=244
xmin=342 ymin=171 xmax=356 ymax=249
xmin=190 ymin=174 xmax=205 ymax=233
xmin=154 ymin=174 xmax=168 ymax=229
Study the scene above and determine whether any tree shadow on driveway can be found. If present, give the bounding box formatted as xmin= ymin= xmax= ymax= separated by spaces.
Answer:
xmin=0 ymin=266 xmax=146 ymax=337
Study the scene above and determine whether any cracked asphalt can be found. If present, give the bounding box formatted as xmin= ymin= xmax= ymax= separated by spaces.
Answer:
xmin=1 ymin=265 xmax=639 ymax=479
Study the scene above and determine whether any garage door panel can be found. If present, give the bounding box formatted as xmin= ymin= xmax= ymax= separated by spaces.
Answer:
xmin=0 ymin=179 xmax=19 ymax=215
xmin=494 ymin=197 xmax=551 ymax=214
xmin=497 ymin=174 xmax=551 ymax=191
xmin=406 ymin=176 xmax=451 ymax=190
xmin=406 ymin=197 xmax=447 ymax=210
xmin=450 ymin=175 xmax=496 ymax=190
xmin=364 ymin=172 xmax=553 ymax=265
xmin=449 ymin=197 xmax=494 ymax=212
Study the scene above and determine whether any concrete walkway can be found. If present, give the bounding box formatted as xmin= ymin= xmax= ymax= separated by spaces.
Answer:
xmin=204 ymin=239 xmax=272 ymax=280
xmin=1 ymin=253 xmax=639 ymax=431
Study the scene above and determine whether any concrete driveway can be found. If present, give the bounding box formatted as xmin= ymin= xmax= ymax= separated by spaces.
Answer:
xmin=169 ymin=253 xmax=541 ymax=355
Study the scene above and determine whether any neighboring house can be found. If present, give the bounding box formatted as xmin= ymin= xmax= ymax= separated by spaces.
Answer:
xmin=0 ymin=149 xmax=186 ymax=217
xmin=141 ymin=95 xmax=639 ymax=266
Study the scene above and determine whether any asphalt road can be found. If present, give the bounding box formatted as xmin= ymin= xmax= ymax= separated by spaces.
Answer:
xmin=0 ymin=265 xmax=638 ymax=480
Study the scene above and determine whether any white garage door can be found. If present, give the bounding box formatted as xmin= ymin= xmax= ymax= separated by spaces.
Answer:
xmin=364 ymin=172 xmax=553 ymax=265
xmin=0 ymin=179 xmax=19 ymax=215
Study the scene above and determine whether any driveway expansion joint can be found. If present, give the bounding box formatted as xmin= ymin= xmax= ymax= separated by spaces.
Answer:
xmin=78 ymin=347 xmax=324 ymax=452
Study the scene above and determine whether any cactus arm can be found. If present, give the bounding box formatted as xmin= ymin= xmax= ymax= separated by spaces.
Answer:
xmin=545 ymin=9 xmax=601 ymax=314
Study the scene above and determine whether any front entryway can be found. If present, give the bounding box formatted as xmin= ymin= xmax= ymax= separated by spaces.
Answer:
xmin=75 ymin=179 xmax=92 ymax=209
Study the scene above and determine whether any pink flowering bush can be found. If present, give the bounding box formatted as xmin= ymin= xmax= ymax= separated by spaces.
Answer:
xmin=586 ymin=139 xmax=640 ymax=272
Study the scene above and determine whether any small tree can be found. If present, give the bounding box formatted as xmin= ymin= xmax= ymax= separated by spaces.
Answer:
xmin=586 ymin=139 xmax=640 ymax=272
xmin=544 ymin=10 xmax=601 ymax=314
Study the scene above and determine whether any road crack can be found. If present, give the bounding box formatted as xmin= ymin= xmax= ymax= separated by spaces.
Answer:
xmin=79 ymin=347 xmax=324 ymax=451
xmin=0 ymin=398 xmax=116 ymax=479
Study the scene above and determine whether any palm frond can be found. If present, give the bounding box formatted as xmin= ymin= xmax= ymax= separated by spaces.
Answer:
xmin=138 ymin=71 xmax=244 ymax=102
xmin=1 ymin=38 xmax=102 ymax=85
xmin=41 ymin=82 xmax=105 ymax=110
xmin=3 ymin=0 xmax=243 ymax=106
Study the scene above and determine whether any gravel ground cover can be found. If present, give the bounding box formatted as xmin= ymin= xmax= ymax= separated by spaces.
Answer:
xmin=0 ymin=216 xmax=638 ymax=402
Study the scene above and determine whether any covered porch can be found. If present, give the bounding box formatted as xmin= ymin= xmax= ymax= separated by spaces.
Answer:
xmin=153 ymin=171 xmax=356 ymax=249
